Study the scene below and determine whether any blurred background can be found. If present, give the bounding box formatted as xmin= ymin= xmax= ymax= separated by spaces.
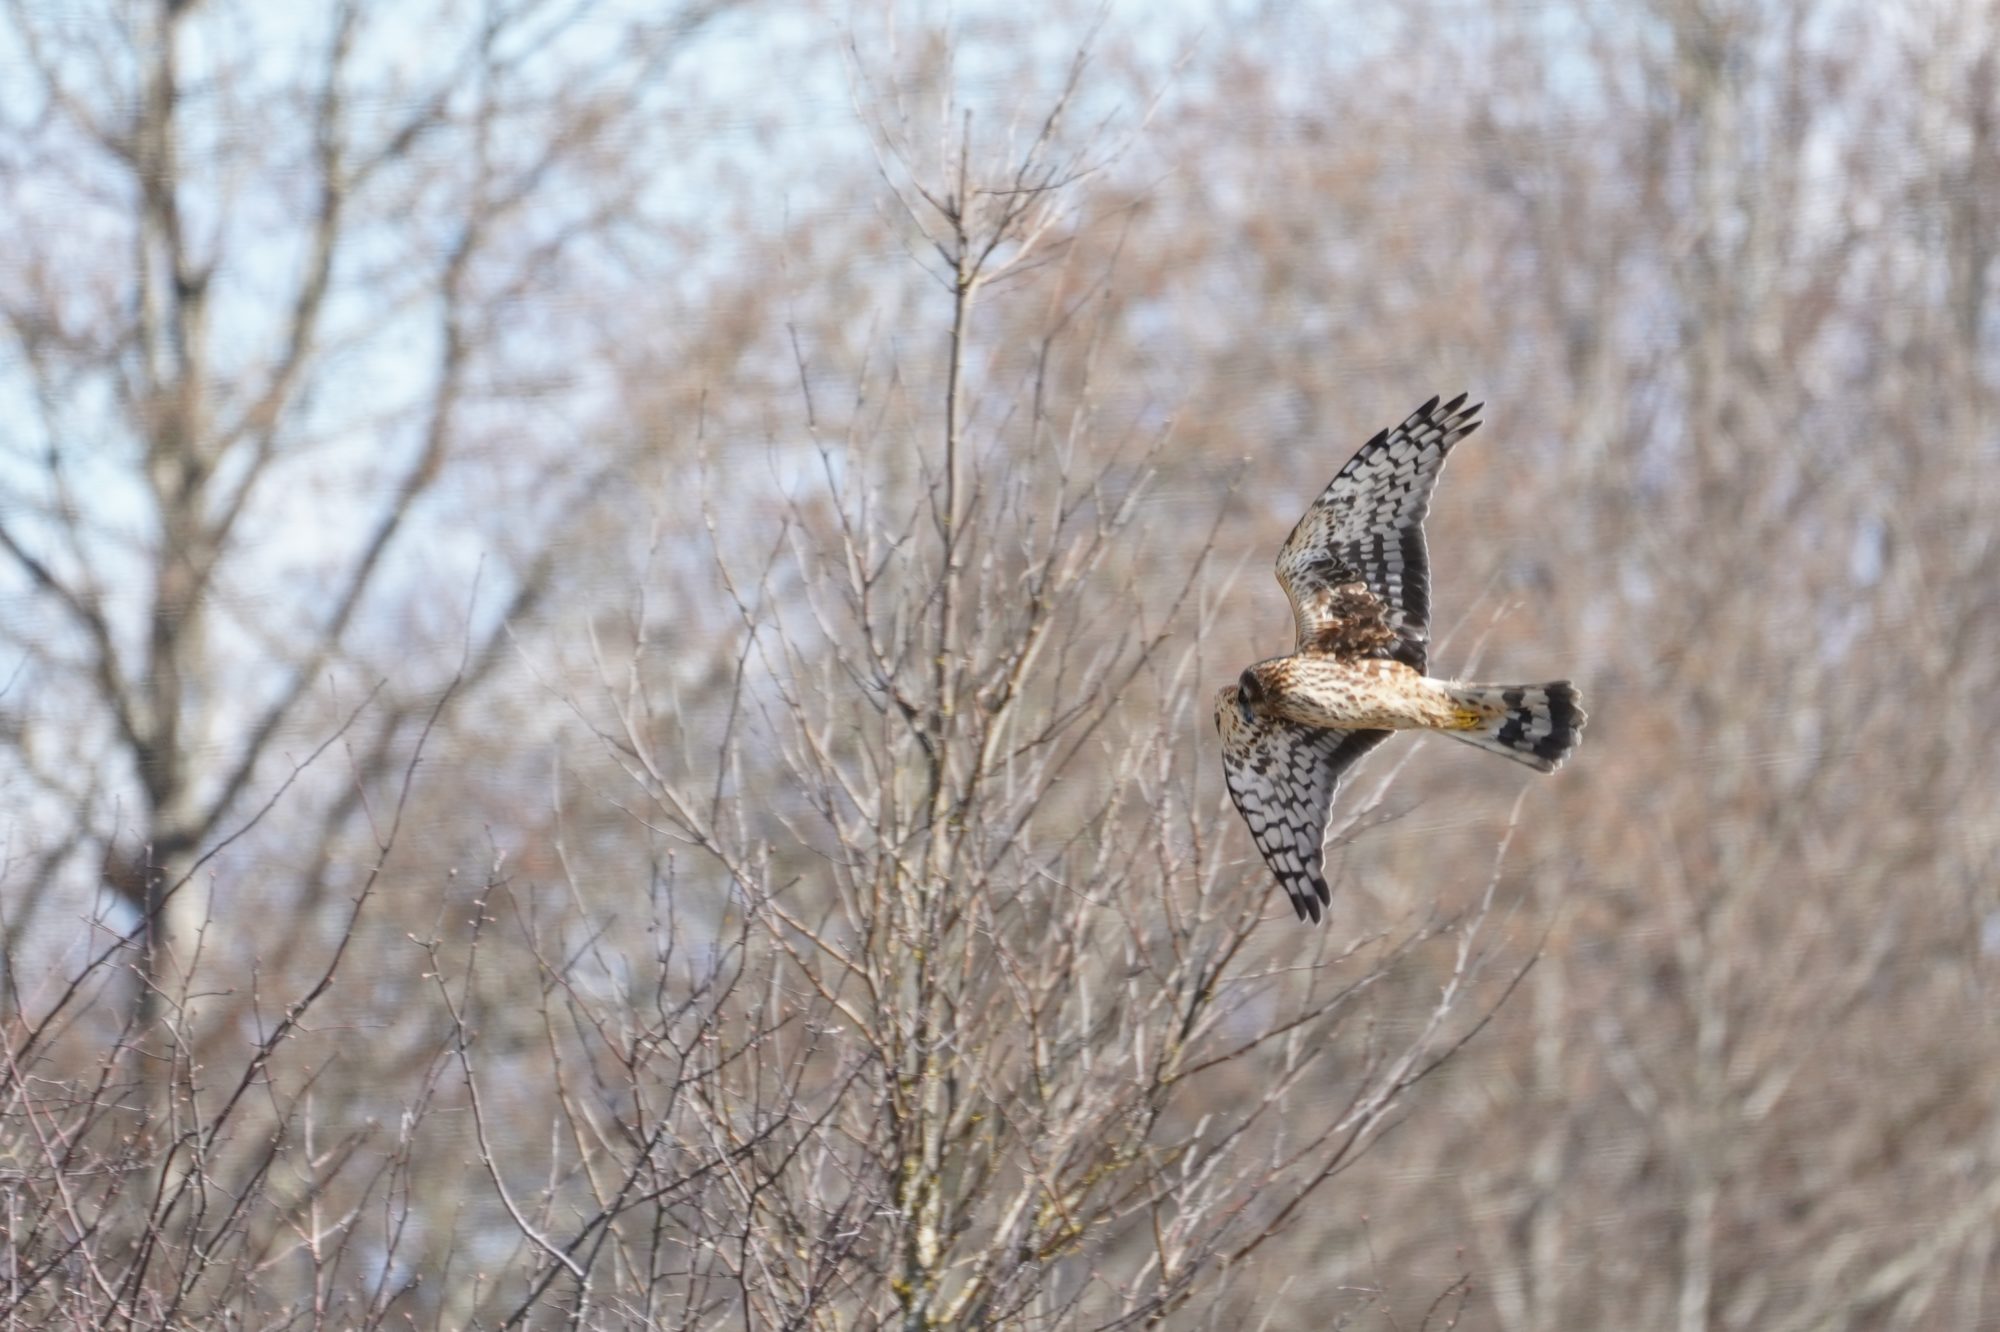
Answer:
xmin=3 ymin=1 xmax=1999 ymax=1327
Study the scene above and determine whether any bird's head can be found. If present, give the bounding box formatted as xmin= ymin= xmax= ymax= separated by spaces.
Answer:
xmin=1235 ymin=666 xmax=1266 ymax=725
xmin=1215 ymin=666 xmax=1272 ymax=734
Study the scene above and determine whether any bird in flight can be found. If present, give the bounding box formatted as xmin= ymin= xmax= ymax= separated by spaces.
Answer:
xmin=1216 ymin=393 xmax=1584 ymax=922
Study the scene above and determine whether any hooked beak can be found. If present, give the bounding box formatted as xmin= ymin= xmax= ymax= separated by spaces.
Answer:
xmin=1236 ymin=688 xmax=1257 ymax=727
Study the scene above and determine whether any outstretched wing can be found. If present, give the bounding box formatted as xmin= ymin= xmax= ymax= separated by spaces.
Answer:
xmin=1274 ymin=393 xmax=1482 ymax=671
xmin=1216 ymin=689 xmax=1389 ymax=923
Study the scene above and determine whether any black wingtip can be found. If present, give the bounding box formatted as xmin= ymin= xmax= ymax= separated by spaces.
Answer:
xmin=1292 ymin=875 xmax=1330 ymax=924
xmin=1443 ymin=394 xmax=1483 ymax=449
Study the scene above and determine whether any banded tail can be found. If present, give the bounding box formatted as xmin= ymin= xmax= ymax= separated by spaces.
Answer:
xmin=1444 ymin=681 xmax=1585 ymax=773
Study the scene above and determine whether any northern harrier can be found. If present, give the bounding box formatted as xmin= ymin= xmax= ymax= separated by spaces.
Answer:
xmin=1216 ymin=394 xmax=1584 ymax=922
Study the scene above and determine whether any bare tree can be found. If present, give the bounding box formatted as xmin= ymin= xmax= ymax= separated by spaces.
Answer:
xmin=504 ymin=33 xmax=1521 ymax=1326
xmin=0 ymin=0 xmax=734 ymax=1023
